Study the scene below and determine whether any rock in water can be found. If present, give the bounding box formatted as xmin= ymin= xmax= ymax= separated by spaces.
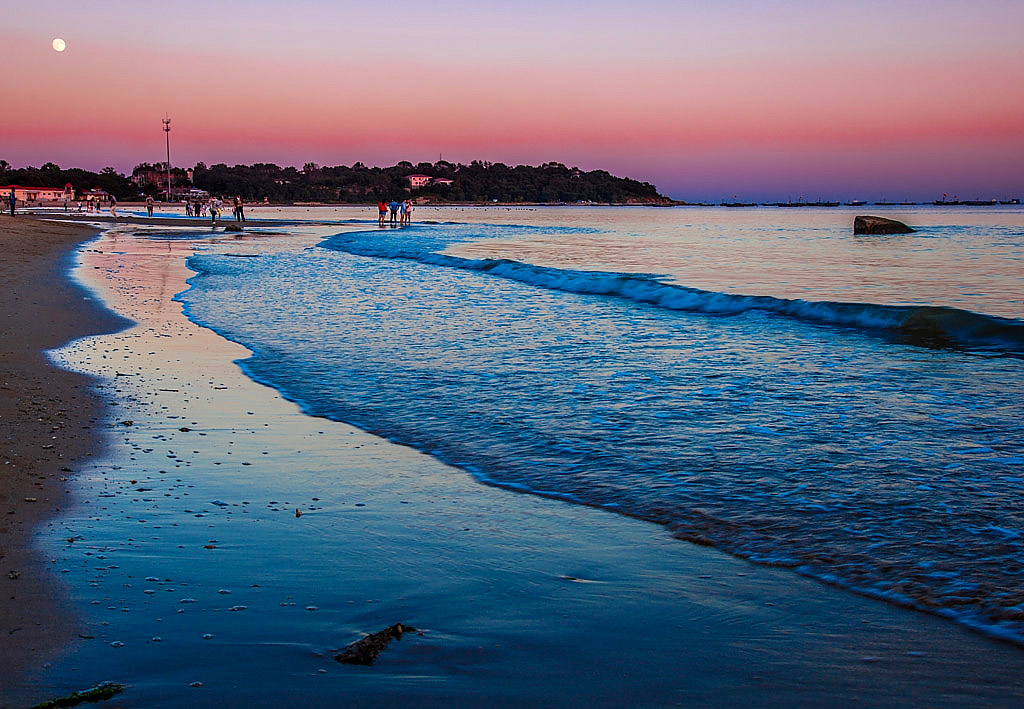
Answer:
xmin=335 ymin=623 xmax=417 ymax=665
xmin=854 ymin=215 xmax=915 ymax=235
xmin=224 ymin=223 xmax=244 ymax=232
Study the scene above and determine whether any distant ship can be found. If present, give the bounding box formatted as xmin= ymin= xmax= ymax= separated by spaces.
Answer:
xmin=933 ymin=194 xmax=1010 ymax=206
xmin=845 ymin=200 xmax=867 ymax=206
xmin=769 ymin=201 xmax=839 ymax=207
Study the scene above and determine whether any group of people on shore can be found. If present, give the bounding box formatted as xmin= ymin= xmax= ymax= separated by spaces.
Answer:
xmin=181 ymin=196 xmax=245 ymax=222
xmin=6 ymin=192 xmax=423 ymax=227
xmin=134 ymin=195 xmax=246 ymax=223
xmin=378 ymin=199 xmax=414 ymax=226
xmin=15 ymin=195 xmax=114 ymax=215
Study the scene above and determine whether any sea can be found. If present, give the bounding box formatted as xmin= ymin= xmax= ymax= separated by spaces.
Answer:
xmin=163 ymin=204 xmax=1024 ymax=643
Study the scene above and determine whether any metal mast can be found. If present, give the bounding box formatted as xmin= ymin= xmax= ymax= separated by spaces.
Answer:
xmin=162 ymin=117 xmax=172 ymax=201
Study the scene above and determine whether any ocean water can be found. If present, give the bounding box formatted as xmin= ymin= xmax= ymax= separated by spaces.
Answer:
xmin=177 ymin=205 xmax=1024 ymax=643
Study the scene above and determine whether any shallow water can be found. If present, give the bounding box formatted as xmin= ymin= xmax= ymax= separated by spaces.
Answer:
xmin=170 ymin=205 xmax=1024 ymax=644
xmin=19 ymin=209 xmax=1024 ymax=705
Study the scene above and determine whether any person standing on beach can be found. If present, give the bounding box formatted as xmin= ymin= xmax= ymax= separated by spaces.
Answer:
xmin=388 ymin=200 xmax=400 ymax=225
xmin=146 ymin=195 xmax=155 ymax=217
xmin=7 ymin=189 xmax=14 ymax=216
xmin=109 ymin=194 xmax=118 ymax=218
xmin=378 ymin=200 xmax=388 ymax=226
xmin=233 ymin=196 xmax=245 ymax=222
xmin=402 ymin=199 xmax=413 ymax=225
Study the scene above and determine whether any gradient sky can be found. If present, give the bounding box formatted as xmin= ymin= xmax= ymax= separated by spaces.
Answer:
xmin=3 ymin=0 xmax=1023 ymax=200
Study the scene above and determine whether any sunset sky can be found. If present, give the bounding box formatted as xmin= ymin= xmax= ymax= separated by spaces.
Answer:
xmin=4 ymin=0 xmax=1023 ymax=200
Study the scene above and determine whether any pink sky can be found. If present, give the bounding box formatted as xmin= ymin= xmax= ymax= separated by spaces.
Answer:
xmin=4 ymin=0 xmax=1023 ymax=200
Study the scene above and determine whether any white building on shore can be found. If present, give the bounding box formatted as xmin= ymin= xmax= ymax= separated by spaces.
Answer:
xmin=406 ymin=175 xmax=455 ymax=188
xmin=406 ymin=174 xmax=433 ymax=188
xmin=1 ymin=183 xmax=75 ymax=203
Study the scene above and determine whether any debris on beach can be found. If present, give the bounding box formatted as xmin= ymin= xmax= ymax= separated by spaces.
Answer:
xmin=335 ymin=623 xmax=418 ymax=666
xmin=30 ymin=681 xmax=125 ymax=708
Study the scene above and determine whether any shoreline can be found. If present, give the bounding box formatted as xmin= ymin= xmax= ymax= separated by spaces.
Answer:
xmin=0 ymin=217 xmax=128 ymax=683
xmin=15 ymin=200 xmax=1024 ymax=212
xmin=7 ymin=217 xmax=1024 ymax=705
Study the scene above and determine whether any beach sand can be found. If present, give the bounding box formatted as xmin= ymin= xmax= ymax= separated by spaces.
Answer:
xmin=0 ymin=216 xmax=127 ymax=682
xmin=5 ymin=219 xmax=1024 ymax=706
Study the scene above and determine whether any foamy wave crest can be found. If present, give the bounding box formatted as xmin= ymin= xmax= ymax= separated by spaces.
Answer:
xmin=322 ymin=236 xmax=1024 ymax=354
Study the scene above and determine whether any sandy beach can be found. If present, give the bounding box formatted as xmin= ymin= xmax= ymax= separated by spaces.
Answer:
xmin=4 ymin=216 xmax=1024 ymax=706
xmin=0 ymin=216 xmax=127 ymax=682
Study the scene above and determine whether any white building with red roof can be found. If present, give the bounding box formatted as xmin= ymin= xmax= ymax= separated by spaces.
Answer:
xmin=406 ymin=174 xmax=433 ymax=188
xmin=0 ymin=183 xmax=75 ymax=202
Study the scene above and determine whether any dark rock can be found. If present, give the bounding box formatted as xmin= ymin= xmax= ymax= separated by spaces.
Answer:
xmin=335 ymin=623 xmax=417 ymax=665
xmin=223 ymin=223 xmax=244 ymax=232
xmin=854 ymin=215 xmax=915 ymax=235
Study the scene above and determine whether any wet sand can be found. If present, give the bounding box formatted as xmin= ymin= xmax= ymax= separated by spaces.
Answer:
xmin=7 ymin=220 xmax=1024 ymax=706
xmin=0 ymin=217 xmax=128 ymax=684
xmin=20 ymin=208 xmax=349 ymax=230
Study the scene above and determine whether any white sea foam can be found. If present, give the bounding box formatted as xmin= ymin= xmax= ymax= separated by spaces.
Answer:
xmin=320 ymin=234 xmax=1024 ymax=354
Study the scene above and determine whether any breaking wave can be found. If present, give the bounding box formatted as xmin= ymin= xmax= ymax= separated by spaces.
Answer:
xmin=322 ymin=233 xmax=1024 ymax=354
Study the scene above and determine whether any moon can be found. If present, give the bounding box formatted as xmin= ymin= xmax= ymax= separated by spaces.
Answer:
xmin=52 ymin=38 xmax=66 ymax=52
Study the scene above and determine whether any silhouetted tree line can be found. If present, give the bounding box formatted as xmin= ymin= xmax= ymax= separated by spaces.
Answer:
xmin=1 ymin=159 xmax=667 ymax=204
xmin=190 ymin=160 xmax=666 ymax=203
xmin=0 ymin=160 xmax=137 ymax=199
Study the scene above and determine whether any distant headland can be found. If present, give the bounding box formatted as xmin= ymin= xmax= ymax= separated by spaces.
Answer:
xmin=0 ymin=159 xmax=670 ymax=205
xmin=3 ymin=160 xmax=1019 ymax=207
